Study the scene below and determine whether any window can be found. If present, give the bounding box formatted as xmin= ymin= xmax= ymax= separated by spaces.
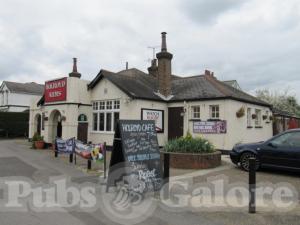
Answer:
xmin=247 ymin=108 xmax=251 ymax=127
xmin=271 ymin=132 xmax=300 ymax=147
xmin=99 ymin=113 xmax=105 ymax=131
xmin=191 ymin=106 xmax=200 ymax=119
xmin=92 ymin=102 xmax=98 ymax=110
xmin=114 ymin=100 xmax=120 ymax=109
xmin=106 ymin=113 xmax=112 ymax=131
xmin=255 ymin=109 xmax=261 ymax=126
xmin=93 ymin=113 xmax=98 ymax=131
xmin=99 ymin=101 xmax=105 ymax=110
xmin=210 ymin=105 xmax=219 ymax=119
xmin=106 ymin=101 xmax=113 ymax=110
xmin=92 ymin=99 xmax=120 ymax=132
xmin=114 ymin=112 xmax=119 ymax=131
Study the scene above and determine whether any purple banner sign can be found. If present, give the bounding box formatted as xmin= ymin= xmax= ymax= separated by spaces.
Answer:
xmin=193 ymin=121 xmax=227 ymax=134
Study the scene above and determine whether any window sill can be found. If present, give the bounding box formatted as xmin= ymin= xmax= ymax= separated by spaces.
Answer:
xmin=247 ymin=126 xmax=253 ymax=129
xmin=255 ymin=126 xmax=263 ymax=129
xmin=90 ymin=131 xmax=115 ymax=134
xmin=190 ymin=119 xmax=201 ymax=121
xmin=207 ymin=119 xmax=221 ymax=121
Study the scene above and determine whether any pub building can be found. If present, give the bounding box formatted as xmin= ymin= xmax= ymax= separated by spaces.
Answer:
xmin=29 ymin=32 xmax=273 ymax=151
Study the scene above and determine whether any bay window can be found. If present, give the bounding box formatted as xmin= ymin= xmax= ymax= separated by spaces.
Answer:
xmin=92 ymin=100 xmax=120 ymax=132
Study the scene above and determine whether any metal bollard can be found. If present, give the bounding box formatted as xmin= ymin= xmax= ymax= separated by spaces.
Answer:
xmin=55 ymin=151 xmax=58 ymax=158
xmin=87 ymin=159 xmax=92 ymax=170
xmin=69 ymin=153 xmax=73 ymax=163
xmin=249 ymin=157 xmax=256 ymax=213
xmin=103 ymin=142 xmax=107 ymax=179
xmin=163 ymin=153 xmax=170 ymax=199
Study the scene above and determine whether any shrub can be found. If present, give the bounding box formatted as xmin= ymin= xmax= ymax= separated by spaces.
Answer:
xmin=164 ymin=134 xmax=215 ymax=154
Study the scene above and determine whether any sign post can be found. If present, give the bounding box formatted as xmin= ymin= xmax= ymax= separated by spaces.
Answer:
xmin=107 ymin=120 xmax=163 ymax=193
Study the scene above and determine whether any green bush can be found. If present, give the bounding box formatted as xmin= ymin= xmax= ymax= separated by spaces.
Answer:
xmin=31 ymin=132 xmax=44 ymax=148
xmin=164 ymin=133 xmax=215 ymax=154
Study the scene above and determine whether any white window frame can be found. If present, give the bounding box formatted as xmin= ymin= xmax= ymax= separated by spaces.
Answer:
xmin=191 ymin=105 xmax=200 ymax=119
xmin=255 ymin=109 xmax=262 ymax=127
xmin=92 ymin=99 xmax=120 ymax=133
xmin=210 ymin=105 xmax=220 ymax=119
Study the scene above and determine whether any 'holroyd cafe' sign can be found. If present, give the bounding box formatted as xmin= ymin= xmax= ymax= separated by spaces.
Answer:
xmin=45 ymin=78 xmax=67 ymax=103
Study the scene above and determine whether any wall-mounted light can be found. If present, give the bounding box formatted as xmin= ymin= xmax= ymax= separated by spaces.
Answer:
xmin=180 ymin=108 xmax=187 ymax=117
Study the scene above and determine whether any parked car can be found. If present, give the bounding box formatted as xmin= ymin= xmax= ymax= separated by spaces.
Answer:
xmin=230 ymin=129 xmax=300 ymax=171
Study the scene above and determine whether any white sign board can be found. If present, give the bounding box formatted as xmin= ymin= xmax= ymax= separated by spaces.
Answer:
xmin=141 ymin=109 xmax=164 ymax=133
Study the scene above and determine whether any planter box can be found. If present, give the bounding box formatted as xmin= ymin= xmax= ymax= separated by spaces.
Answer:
xmin=161 ymin=151 xmax=221 ymax=169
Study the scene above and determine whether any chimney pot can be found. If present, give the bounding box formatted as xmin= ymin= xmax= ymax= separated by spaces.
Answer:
xmin=161 ymin=32 xmax=167 ymax=52
xmin=72 ymin=58 xmax=77 ymax=73
xmin=69 ymin=57 xmax=81 ymax=78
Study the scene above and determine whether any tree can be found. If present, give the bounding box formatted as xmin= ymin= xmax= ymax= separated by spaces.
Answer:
xmin=255 ymin=89 xmax=300 ymax=117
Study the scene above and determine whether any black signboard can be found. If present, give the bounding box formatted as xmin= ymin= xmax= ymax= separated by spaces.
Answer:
xmin=107 ymin=120 xmax=162 ymax=192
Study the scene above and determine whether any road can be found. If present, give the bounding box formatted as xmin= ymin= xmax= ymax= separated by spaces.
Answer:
xmin=0 ymin=139 xmax=299 ymax=225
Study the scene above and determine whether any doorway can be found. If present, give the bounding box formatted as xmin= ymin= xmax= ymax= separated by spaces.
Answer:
xmin=35 ymin=114 xmax=41 ymax=135
xmin=77 ymin=114 xmax=88 ymax=143
xmin=49 ymin=110 xmax=63 ymax=142
xmin=168 ymin=107 xmax=184 ymax=140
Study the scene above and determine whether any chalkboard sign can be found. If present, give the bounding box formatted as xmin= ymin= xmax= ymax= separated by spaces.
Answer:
xmin=107 ymin=120 xmax=162 ymax=193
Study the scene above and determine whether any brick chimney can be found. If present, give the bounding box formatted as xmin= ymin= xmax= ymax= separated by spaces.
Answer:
xmin=69 ymin=58 xmax=81 ymax=78
xmin=148 ymin=59 xmax=158 ymax=77
xmin=156 ymin=32 xmax=173 ymax=97
xmin=204 ymin=69 xmax=215 ymax=78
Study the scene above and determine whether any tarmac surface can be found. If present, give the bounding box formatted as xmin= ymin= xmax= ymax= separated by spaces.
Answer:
xmin=0 ymin=139 xmax=299 ymax=225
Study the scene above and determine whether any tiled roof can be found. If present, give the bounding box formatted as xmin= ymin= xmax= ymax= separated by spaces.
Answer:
xmin=2 ymin=81 xmax=44 ymax=95
xmin=88 ymin=68 xmax=271 ymax=107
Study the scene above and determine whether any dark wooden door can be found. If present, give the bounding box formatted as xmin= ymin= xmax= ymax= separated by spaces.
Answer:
xmin=168 ymin=107 xmax=184 ymax=140
xmin=77 ymin=123 xmax=88 ymax=143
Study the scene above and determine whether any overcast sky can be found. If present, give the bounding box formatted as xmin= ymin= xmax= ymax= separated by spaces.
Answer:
xmin=1 ymin=0 xmax=300 ymax=99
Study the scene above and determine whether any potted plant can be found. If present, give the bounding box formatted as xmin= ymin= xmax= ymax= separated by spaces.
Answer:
xmin=236 ymin=107 xmax=245 ymax=118
xmin=162 ymin=132 xmax=221 ymax=169
xmin=32 ymin=132 xmax=45 ymax=149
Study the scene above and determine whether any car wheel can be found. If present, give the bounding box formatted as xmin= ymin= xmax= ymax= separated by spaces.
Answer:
xmin=240 ymin=152 xmax=260 ymax=171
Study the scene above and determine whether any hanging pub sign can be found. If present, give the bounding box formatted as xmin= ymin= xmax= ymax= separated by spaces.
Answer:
xmin=107 ymin=120 xmax=162 ymax=193
xmin=45 ymin=77 xmax=67 ymax=103
xmin=193 ymin=120 xmax=227 ymax=134
xmin=141 ymin=108 xmax=164 ymax=133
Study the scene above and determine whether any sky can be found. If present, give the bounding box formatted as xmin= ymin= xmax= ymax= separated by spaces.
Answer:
xmin=1 ymin=0 xmax=300 ymax=99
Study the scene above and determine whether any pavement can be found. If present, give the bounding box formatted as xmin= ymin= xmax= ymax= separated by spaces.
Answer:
xmin=0 ymin=139 xmax=299 ymax=225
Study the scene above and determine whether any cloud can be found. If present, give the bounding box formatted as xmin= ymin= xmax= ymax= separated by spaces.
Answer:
xmin=0 ymin=0 xmax=300 ymax=101
xmin=180 ymin=0 xmax=247 ymax=24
